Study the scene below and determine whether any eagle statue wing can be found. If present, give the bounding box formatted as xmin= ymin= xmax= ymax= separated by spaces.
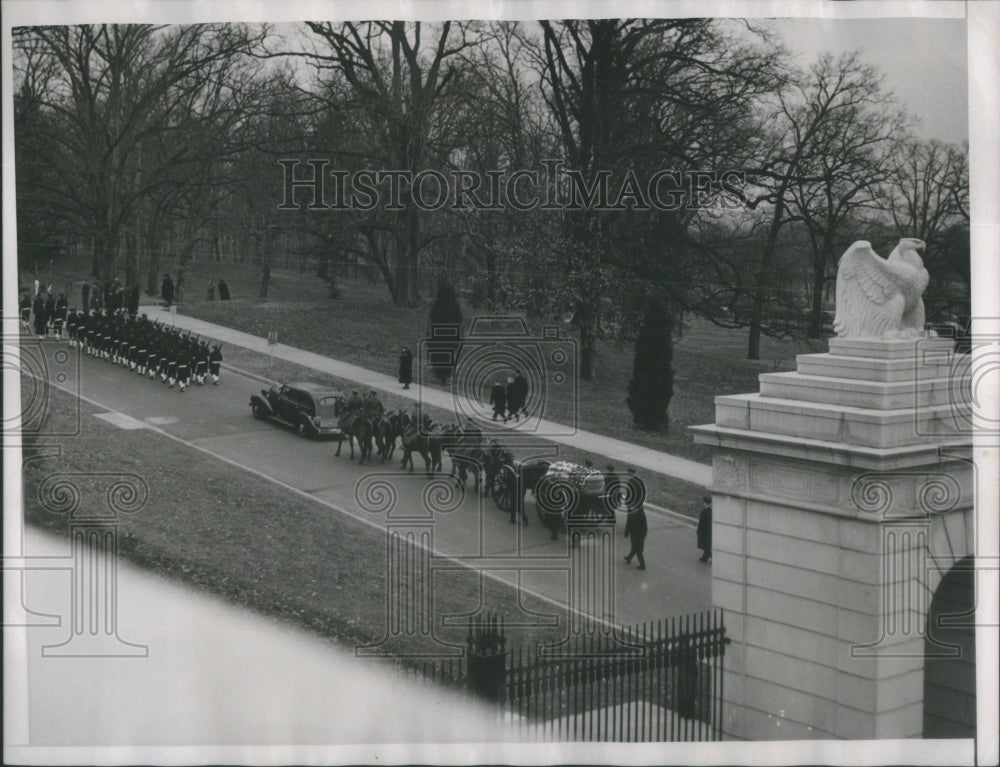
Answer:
xmin=833 ymin=240 xmax=921 ymax=338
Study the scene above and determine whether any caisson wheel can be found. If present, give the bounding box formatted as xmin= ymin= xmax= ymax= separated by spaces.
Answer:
xmin=491 ymin=465 xmax=516 ymax=512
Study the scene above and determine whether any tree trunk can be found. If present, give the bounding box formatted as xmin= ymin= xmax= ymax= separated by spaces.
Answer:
xmin=124 ymin=232 xmax=138 ymax=289
xmin=260 ymin=260 xmax=271 ymax=299
xmin=577 ymin=300 xmax=596 ymax=381
xmin=807 ymin=264 xmax=827 ymax=339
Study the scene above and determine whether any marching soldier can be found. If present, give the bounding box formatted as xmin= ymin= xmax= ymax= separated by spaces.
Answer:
xmin=54 ymin=294 xmax=68 ymax=338
xmin=43 ymin=293 xmax=56 ymax=337
xmin=66 ymin=308 xmax=79 ymax=347
xmin=194 ymin=340 xmax=209 ymax=384
xmin=208 ymin=343 xmax=223 ymax=385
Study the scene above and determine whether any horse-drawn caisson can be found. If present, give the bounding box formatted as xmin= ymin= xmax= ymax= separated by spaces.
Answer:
xmin=490 ymin=458 xmax=617 ymax=539
xmin=251 ymin=384 xmax=634 ymax=534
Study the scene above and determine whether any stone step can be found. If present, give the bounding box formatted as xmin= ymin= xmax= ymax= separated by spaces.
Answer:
xmin=758 ymin=371 xmax=962 ymax=410
xmin=715 ymin=393 xmax=968 ymax=449
xmin=827 ymin=336 xmax=955 ymax=360
xmin=796 ymin=352 xmax=957 ymax=383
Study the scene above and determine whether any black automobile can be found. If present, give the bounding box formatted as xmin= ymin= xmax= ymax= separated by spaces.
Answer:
xmin=250 ymin=381 xmax=344 ymax=438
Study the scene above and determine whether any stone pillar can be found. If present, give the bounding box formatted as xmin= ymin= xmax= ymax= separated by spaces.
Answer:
xmin=691 ymin=337 xmax=973 ymax=740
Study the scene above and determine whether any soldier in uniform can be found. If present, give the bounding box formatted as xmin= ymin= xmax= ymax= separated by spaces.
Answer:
xmin=53 ymin=293 xmax=69 ymax=338
xmin=66 ymin=308 xmax=79 ymax=347
xmin=347 ymin=389 xmax=364 ymax=412
xmin=364 ymin=389 xmax=384 ymax=415
xmin=194 ymin=341 xmax=209 ymax=384
xmin=208 ymin=343 xmax=223 ymax=385
xmin=20 ymin=292 xmax=32 ymax=329
xmin=174 ymin=336 xmax=191 ymax=392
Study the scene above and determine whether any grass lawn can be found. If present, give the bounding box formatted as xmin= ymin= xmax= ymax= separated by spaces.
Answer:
xmin=22 ymin=384 xmax=573 ymax=659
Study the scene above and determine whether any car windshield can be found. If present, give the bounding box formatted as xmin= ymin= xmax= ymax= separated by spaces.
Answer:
xmin=315 ymin=396 xmax=340 ymax=416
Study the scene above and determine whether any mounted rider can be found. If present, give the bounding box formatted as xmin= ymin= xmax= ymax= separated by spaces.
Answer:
xmin=364 ymin=389 xmax=384 ymax=416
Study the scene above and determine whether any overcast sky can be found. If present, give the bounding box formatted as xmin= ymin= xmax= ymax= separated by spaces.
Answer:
xmin=760 ymin=17 xmax=968 ymax=144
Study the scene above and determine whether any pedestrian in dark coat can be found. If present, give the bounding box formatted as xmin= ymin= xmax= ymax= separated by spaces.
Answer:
xmin=32 ymin=294 xmax=47 ymax=337
xmin=697 ymin=496 xmax=712 ymax=563
xmin=161 ymin=274 xmax=175 ymax=307
xmin=398 ymin=346 xmax=413 ymax=389
xmin=510 ymin=371 xmax=528 ymax=419
xmin=623 ymin=469 xmax=648 ymax=570
xmin=489 ymin=380 xmax=507 ymax=421
xmin=90 ymin=282 xmax=103 ymax=313
xmin=217 ymin=278 xmax=230 ymax=300
xmin=127 ymin=285 xmax=140 ymax=318
xmin=81 ymin=281 xmax=91 ymax=314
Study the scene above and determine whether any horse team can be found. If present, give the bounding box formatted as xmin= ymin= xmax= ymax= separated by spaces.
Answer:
xmin=332 ymin=404 xmax=511 ymax=494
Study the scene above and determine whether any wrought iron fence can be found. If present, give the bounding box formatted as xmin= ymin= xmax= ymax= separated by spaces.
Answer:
xmin=409 ymin=609 xmax=729 ymax=742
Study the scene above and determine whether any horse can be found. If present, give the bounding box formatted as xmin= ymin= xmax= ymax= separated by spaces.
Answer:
xmin=333 ymin=399 xmax=374 ymax=465
xmin=393 ymin=411 xmax=434 ymax=475
xmin=440 ymin=422 xmax=488 ymax=493
xmin=351 ymin=412 xmax=375 ymax=465
xmin=373 ymin=410 xmax=398 ymax=463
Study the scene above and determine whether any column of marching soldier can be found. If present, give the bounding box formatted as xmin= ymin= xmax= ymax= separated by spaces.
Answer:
xmin=63 ymin=308 xmax=223 ymax=392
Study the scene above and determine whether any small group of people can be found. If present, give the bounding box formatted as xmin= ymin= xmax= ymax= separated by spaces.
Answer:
xmin=80 ymin=278 xmax=139 ymax=317
xmin=622 ymin=482 xmax=713 ymax=573
xmin=205 ymin=278 xmax=231 ymax=301
xmin=489 ymin=371 xmax=529 ymax=422
xmin=343 ymin=388 xmax=384 ymax=416
xmin=20 ymin=288 xmax=68 ymax=339
xmin=66 ymin=308 xmax=223 ymax=392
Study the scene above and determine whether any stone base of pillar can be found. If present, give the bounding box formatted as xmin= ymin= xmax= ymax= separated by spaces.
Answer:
xmin=693 ymin=336 xmax=973 ymax=740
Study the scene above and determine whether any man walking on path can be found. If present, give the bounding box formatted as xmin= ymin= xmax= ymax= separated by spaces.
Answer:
xmin=623 ymin=468 xmax=648 ymax=570
xmin=398 ymin=346 xmax=413 ymax=389
xmin=507 ymin=370 xmax=528 ymax=420
xmin=697 ymin=496 xmax=712 ymax=563
xmin=81 ymin=281 xmax=91 ymax=314
xmin=218 ymin=278 xmax=230 ymax=300
xmin=489 ymin=380 xmax=507 ymax=422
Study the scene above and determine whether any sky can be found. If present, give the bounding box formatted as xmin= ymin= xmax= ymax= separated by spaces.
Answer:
xmin=760 ymin=17 xmax=968 ymax=144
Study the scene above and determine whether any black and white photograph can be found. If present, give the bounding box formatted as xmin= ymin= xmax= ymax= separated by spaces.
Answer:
xmin=3 ymin=0 xmax=998 ymax=764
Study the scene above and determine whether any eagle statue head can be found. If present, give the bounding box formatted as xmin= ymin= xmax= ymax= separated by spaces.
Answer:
xmin=888 ymin=237 xmax=926 ymax=268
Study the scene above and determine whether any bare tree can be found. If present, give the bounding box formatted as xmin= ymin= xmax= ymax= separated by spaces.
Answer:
xmin=299 ymin=21 xmax=486 ymax=306
xmin=14 ymin=23 xmax=269 ymax=284
xmin=741 ymin=52 xmax=897 ymax=358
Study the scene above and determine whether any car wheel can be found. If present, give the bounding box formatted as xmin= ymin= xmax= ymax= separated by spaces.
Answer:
xmin=297 ymin=419 xmax=311 ymax=438
xmin=251 ymin=403 xmax=265 ymax=419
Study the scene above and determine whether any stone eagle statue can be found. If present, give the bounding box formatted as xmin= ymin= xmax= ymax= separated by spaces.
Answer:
xmin=833 ymin=238 xmax=930 ymax=339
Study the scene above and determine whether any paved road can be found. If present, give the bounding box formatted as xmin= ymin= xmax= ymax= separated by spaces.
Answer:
xmin=58 ymin=344 xmax=712 ymax=629
xmin=141 ymin=306 xmax=714 ymax=487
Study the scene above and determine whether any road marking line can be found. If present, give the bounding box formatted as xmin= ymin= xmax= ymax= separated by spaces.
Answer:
xmin=94 ymin=412 xmax=149 ymax=430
